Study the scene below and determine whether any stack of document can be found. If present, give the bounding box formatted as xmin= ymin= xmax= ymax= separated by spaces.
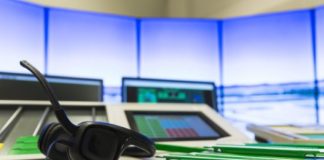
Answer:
xmin=247 ymin=124 xmax=324 ymax=143
xmin=156 ymin=143 xmax=324 ymax=159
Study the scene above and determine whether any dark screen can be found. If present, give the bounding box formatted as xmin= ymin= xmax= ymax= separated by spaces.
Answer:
xmin=0 ymin=73 xmax=103 ymax=101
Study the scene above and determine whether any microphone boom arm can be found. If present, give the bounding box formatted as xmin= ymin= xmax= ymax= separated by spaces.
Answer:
xmin=20 ymin=60 xmax=77 ymax=133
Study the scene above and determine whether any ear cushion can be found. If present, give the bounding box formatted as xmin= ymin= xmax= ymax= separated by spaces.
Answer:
xmin=38 ymin=123 xmax=70 ymax=155
xmin=47 ymin=140 xmax=71 ymax=160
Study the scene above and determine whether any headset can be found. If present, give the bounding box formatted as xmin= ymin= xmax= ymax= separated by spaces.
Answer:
xmin=20 ymin=60 xmax=155 ymax=160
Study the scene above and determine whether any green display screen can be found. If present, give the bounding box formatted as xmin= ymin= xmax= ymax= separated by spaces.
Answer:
xmin=126 ymin=111 xmax=228 ymax=141
xmin=122 ymin=78 xmax=216 ymax=109
xmin=137 ymin=88 xmax=205 ymax=103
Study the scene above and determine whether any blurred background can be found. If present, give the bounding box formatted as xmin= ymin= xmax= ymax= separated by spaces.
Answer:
xmin=1 ymin=0 xmax=324 ymax=129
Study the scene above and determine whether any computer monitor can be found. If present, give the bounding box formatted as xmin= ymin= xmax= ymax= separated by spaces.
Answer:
xmin=126 ymin=111 xmax=228 ymax=141
xmin=0 ymin=72 xmax=103 ymax=101
xmin=122 ymin=77 xmax=217 ymax=111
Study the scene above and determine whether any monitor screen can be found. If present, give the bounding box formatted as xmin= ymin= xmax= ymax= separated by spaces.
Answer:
xmin=122 ymin=78 xmax=217 ymax=110
xmin=126 ymin=111 xmax=228 ymax=141
xmin=0 ymin=72 xmax=103 ymax=101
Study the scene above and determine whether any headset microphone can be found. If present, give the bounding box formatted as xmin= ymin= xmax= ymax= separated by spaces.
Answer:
xmin=20 ymin=60 xmax=155 ymax=160
xmin=20 ymin=60 xmax=77 ymax=134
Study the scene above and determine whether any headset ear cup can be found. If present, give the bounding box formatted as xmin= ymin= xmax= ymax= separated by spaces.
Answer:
xmin=38 ymin=123 xmax=70 ymax=155
xmin=47 ymin=140 xmax=72 ymax=160
xmin=38 ymin=123 xmax=59 ymax=155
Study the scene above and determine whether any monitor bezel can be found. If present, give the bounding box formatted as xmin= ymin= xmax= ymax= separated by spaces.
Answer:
xmin=121 ymin=77 xmax=218 ymax=111
xmin=125 ymin=111 xmax=229 ymax=141
xmin=0 ymin=71 xmax=104 ymax=101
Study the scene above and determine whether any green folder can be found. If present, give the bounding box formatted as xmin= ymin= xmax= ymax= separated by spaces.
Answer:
xmin=246 ymin=143 xmax=324 ymax=149
xmin=15 ymin=136 xmax=39 ymax=143
xmin=188 ymin=152 xmax=303 ymax=160
xmin=156 ymin=143 xmax=324 ymax=159
xmin=156 ymin=143 xmax=209 ymax=153
xmin=158 ymin=152 xmax=305 ymax=160
xmin=209 ymin=144 xmax=324 ymax=158
xmin=9 ymin=136 xmax=41 ymax=155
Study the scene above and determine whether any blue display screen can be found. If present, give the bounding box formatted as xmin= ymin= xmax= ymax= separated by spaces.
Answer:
xmin=222 ymin=11 xmax=316 ymax=125
xmin=315 ymin=7 xmax=324 ymax=124
xmin=140 ymin=19 xmax=220 ymax=84
xmin=0 ymin=0 xmax=44 ymax=73
xmin=48 ymin=9 xmax=137 ymax=86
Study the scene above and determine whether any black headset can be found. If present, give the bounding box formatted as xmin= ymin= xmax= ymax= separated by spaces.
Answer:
xmin=20 ymin=60 xmax=156 ymax=160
